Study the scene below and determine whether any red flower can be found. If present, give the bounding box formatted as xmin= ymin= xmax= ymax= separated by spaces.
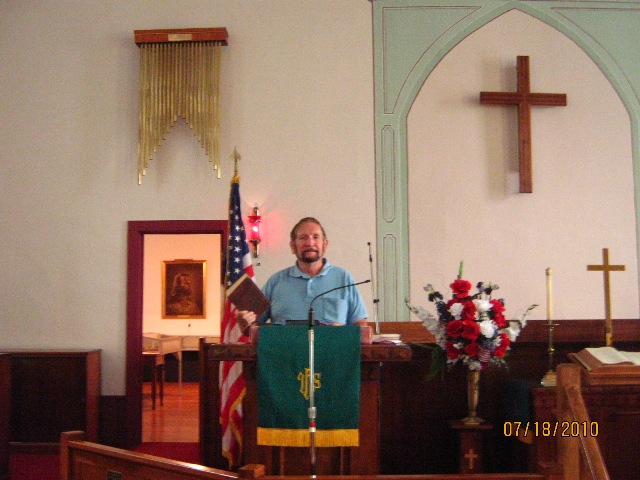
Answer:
xmin=446 ymin=320 xmax=465 ymax=339
xmin=490 ymin=299 xmax=505 ymax=313
xmin=493 ymin=312 xmax=507 ymax=328
xmin=450 ymin=279 xmax=472 ymax=298
xmin=461 ymin=301 xmax=477 ymax=321
xmin=465 ymin=341 xmax=479 ymax=357
xmin=445 ymin=341 xmax=461 ymax=360
xmin=493 ymin=333 xmax=511 ymax=358
xmin=461 ymin=320 xmax=480 ymax=341
xmin=490 ymin=299 xmax=507 ymax=327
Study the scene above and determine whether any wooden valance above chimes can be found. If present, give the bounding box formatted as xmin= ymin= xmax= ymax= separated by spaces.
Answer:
xmin=134 ymin=28 xmax=228 ymax=184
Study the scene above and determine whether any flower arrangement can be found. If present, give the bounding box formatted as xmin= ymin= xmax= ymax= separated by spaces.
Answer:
xmin=407 ymin=265 xmax=537 ymax=372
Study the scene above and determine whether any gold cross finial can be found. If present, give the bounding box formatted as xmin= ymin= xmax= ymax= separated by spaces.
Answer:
xmin=231 ymin=147 xmax=241 ymax=177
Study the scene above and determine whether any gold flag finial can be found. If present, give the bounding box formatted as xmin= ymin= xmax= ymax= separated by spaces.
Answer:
xmin=231 ymin=147 xmax=241 ymax=182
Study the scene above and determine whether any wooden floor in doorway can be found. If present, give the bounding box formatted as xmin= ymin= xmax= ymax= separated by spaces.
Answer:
xmin=142 ymin=381 xmax=199 ymax=442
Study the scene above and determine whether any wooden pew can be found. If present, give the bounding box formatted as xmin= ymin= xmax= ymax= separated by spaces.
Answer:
xmin=61 ymin=431 xmax=557 ymax=480
xmin=60 ymin=431 xmax=264 ymax=480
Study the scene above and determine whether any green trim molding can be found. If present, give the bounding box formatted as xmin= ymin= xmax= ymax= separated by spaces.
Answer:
xmin=373 ymin=0 xmax=640 ymax=321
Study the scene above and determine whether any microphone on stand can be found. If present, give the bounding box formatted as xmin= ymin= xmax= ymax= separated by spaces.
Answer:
xmin=367 ymin=242 xmax=381 ymax=335
xmin=305 ymin=278 xmax=370 ymax=476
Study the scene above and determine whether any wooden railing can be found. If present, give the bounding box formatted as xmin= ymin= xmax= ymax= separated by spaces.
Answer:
xmin=555 ymin=364 xmax=609 ymax=480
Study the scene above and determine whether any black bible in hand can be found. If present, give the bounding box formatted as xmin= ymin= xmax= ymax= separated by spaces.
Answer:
xmin=226 ymin=273 xmax=270 ymax=317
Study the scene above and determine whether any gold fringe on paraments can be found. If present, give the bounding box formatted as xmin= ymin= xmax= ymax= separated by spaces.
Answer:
xmin=136 ymin=36 xmax=224 ymax=184
xmin=256 ymin=427 xmax=359 ymax=448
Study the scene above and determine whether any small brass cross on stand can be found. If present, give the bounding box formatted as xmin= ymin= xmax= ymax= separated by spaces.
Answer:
xmin=587 ymin=248 xmax=625 ymax=346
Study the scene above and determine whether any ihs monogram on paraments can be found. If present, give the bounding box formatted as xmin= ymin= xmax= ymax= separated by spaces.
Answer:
xmin=297 ymin=368 xmax=321 ymax=400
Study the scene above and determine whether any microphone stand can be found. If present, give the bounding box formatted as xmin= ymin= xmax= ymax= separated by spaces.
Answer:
xmin=367 ymin=242 xmax=381 ymax=335
xmin=306 ymin=279 xmax=370 ymax=477
xmin=307 ymin=304 xmax=317 ymax=478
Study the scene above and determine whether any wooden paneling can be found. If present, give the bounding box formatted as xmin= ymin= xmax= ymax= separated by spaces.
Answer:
xmin=376 ymin=320 xmax=640 ymax=475
xmin=197 ymin=320 xmax=639 ymax=475
xmin=0 ymin=350 xmax=100 ymax=454
xmin=0 ymin=354 xmax=10 ymax=480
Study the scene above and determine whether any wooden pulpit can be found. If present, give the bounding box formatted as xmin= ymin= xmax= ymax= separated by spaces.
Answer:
xmin=199 ymin=340 xmax=411 ymax=475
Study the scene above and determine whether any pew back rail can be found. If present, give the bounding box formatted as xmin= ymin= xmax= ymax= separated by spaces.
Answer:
xmin=60 ymin=430 xmax=551 ymax=480
xmin=60 ymin=431 xmax=263 ymax=480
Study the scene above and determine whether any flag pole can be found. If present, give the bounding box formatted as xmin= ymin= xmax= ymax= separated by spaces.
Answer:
xmin=220 ymin=148 xmax=254 ymax=468
xmin=231 ymin=146 xmax=240 ymax=179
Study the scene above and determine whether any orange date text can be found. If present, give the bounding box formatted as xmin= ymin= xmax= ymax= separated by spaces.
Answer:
xmin=503 ymin=421 xmax=598 ymax=437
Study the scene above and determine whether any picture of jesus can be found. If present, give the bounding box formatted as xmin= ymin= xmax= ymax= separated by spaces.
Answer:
xmin=162 ymin=260 xmax=206 ymax=319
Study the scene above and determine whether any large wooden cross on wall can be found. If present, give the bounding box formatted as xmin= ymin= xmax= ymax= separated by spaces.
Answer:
xmin=480 ymin=56 xmax=567 ymax=193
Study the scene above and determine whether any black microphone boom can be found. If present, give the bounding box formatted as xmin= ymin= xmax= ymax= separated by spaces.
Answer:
xmin=307 ymin=280 xmax=371 ymax=328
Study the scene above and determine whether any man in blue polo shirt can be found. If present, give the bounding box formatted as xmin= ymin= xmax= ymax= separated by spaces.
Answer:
xmin=237 ymin=217 xmax=368 ymax=334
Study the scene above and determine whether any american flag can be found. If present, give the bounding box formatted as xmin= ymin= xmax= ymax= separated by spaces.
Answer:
xmin=220 ymin=176 xmax=254 ymax=468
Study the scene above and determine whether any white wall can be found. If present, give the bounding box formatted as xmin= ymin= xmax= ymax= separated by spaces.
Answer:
xmin=0 ymin=0 xmax=376 ymax=395
xmin=2 ymin=3 xmax=636 ymax=398
xmin=408 ymin=11 xmax=638 ymax=321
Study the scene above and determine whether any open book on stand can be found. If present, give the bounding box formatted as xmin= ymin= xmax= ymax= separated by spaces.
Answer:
xmin=570 ymin=347 xmax=640 ymax=385
xmin=226 ymin=273 xmax=270 ymax=318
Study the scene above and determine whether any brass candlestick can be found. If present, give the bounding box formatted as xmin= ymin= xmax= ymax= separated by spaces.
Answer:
xmin=541 ymin=268 xmax=559 ymax=387
xmin=541 ymin=320 xmax=559 ymax=386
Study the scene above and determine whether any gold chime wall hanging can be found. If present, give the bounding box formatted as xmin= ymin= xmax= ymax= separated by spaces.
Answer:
xmin=134 ymin=28 xmax=228 ymax=184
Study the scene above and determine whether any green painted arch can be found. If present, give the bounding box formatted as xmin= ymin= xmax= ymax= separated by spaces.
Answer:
xmin=395 ymin=4 xmax=640 ymax=119
xmin=374 ymin=1 xmax=640 ymax=322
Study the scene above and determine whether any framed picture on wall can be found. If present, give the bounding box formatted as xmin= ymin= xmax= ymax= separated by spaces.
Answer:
xmin=162 ymin=259 xmax=207 ymax=319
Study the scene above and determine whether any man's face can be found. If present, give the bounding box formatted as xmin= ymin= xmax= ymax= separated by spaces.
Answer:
xmin=176 ymin=275 xmax=192 ymax=294
xmin=290 ymin=222 xmax=328 ymax=264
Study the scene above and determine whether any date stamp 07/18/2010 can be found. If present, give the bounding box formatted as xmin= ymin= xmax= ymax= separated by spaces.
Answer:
xmin=503 ymin=421 xmax=599 ymax=438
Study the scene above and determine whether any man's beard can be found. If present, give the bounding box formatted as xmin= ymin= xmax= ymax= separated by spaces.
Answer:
xmin=298 ymin=249 xmax=322 ymax=264
xmin=174 ymin=286 xmax=192 ymax=296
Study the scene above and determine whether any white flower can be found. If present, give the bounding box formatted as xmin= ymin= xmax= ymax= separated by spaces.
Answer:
xmin=506 ymin=321 xmax=522 ymax=342
xmin=479 ymin=319 xmax=497 ymax=338
xmin=412 ymin=305 xmax=432 ymax=322
xmin=514 ymin=304 xmax=538 ymax=328
xmin=449 ymin=302 xmax=464 ymax=318
xmin=474 ymin=299 xmax=492 ymax=313
xmin=467 ymin=360 xmax=482 ymax=370
xmin=424 ymin=318 xmax=441 ymax=334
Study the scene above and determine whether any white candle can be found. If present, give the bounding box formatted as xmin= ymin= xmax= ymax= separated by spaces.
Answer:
xmin=546 ymin=267 xmax=552 ymax=321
